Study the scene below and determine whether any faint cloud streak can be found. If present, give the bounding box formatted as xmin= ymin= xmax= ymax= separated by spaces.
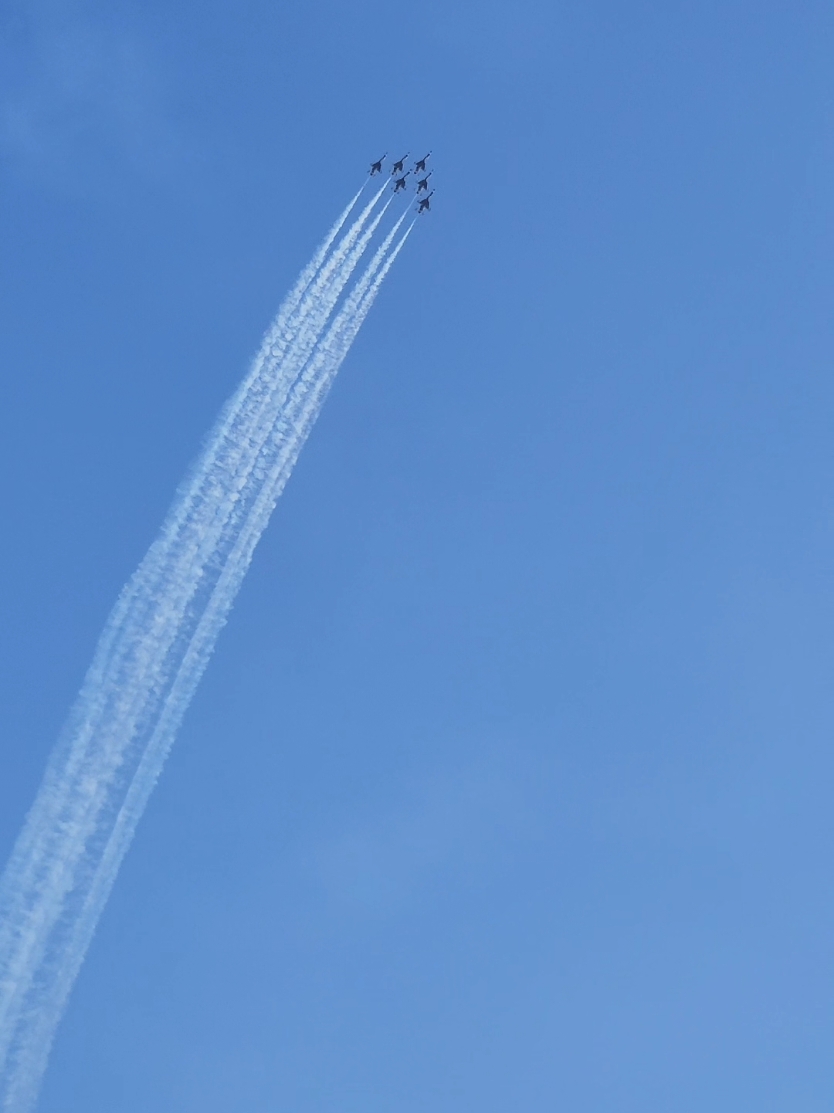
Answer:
xmin=0 ymin=0 xmax=187 ymax=193
xmin=311 ymin=752 xmax=539 ymax=916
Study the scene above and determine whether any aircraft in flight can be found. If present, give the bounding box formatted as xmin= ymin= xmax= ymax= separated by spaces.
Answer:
xmin=414 ymin=152 xmax=431 ymax=173
xmin=416 ymin=190 xmax=434 ymax=213
xmin=416 ymin=171 xmax=432 ymax=193
xmin=393 ymin=172 xmax=411 ymax=193
xmin=391 ymin=154 xmax=409 ymax=175
xmin=369 ymin=154 xmax=386 ymax=175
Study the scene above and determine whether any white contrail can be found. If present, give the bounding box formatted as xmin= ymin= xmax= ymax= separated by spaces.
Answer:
xmin=0 ymin=188 xmax=413 ymax=1112
xmin=0 ymin=191 xmax=400 ymax=1104
xmin=0 ymin=184 xmax=392 ymax=1052
xmin=0 ymin=185 xmax=390 ymax=1055
xmin=0 ymin=182 xmax=390 ymax=978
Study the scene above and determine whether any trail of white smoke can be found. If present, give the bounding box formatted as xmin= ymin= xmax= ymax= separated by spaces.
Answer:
xmin=0 ymin=182 xmax=388 ymax=994
xmin=0 ymin=198 xmax=385 ymax=1095
xmin=64 ymin=216 xmax=419 ymax=1008
xmin=0 ymin=186 xmax=389 ymax=1065
xmin=0 ymin=194 xmax=412 ymax=1113
xmin=0 ymin=216 xmax=416 ymax=1111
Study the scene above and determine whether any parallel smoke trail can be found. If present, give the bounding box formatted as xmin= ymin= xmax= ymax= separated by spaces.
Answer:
xmin=0 ymin=188 xmax=413 ymax=1112
xmin=0 ymin=181 xmax=389 ymax=979
xmin=0 ymin=181 xmax=383 ymax=956
xmin=0 ymin=187 xmax=388 ymax=1054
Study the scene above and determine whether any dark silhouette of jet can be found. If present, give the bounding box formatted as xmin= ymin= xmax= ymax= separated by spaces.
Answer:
xmin=369 ymin=154 xmax=386 ymax=175
xmin=416 ymin=171 xmax=432 ymax=193
xmin=414 ymin=152 xmax=431 ymax=173
xmin=393 ymin=171 xmax=411 ymax=193
xmin=417 ymin=190 xmax=434 ymax=213
xmin=391 ymin=154 xmax=409 ymax=175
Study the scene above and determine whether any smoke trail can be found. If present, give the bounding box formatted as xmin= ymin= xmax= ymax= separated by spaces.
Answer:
xmin=0 ymin=186 xmax=389 ymax=1055
xmin=0 ymin=191 xmax=396 ymax=1104
xmin=0 ymin=190 xmax=413 ymax=1112
xmin=0 ymin=183 xmax=390 ymax=991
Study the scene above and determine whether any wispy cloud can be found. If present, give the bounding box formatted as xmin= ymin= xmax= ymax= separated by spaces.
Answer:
xmin=311 ymin=751 xmax=539 ymax=915
xmin=0 ymin=0 xmax=185 ymax=192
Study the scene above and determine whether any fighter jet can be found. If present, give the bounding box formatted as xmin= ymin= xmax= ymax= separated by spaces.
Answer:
xmin=391 ymin=154 xmax=409 ymax=175
xmin=414 ymin=152 xmax=431 ymax=173
xmin=393 ymin=171 xmax=411 ymax=193
xmin=416 ymin=190 xmax=434 ymax=213
xmin=369 ymin=154 xmax=386 ymax=175
xmin=416 ymin=171 xmax=432 ymax=193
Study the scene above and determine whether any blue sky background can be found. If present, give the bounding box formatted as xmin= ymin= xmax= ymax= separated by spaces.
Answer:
xmin=2 ymin=0 xmax=834 ymax=1109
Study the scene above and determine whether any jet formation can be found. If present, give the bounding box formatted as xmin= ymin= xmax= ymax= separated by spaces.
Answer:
xmin=369 ymin=151 xmax=435 ymax=212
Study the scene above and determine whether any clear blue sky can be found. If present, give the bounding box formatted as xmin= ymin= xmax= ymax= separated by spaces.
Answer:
xmin=1 ymin=0 xmax=833 ymax=1109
